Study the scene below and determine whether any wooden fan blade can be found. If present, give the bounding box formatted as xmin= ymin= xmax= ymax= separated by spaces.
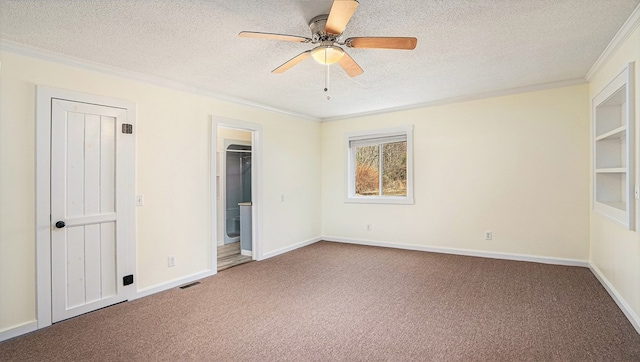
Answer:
xmin=346 ymin=37 xmax=417 ymax=50
xmin=337 ymin=51 xmax=363 ymax=77
xmin=325 ymin=0 xmax=359 ymax=35
xmin=239 ymin=31 xmax=311 ymax=43
xmin=272 ymin=50 xmax=313 ymax=74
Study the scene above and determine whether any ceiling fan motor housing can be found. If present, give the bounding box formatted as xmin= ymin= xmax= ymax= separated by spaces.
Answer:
xmin=309 ymin=14 xmax=342 ymax=44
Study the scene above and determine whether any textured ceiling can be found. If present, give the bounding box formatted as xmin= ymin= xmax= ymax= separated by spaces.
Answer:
xmin=1 ymin=0 xmax=639 ymax=120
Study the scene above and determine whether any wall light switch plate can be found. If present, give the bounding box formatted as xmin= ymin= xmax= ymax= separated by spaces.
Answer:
xmin=136 ymin=194 xmax=144 ymax=206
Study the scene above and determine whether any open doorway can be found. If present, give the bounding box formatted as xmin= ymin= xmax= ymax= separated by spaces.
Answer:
xmin=223 ymin=140 xmax=251 ymax=245
xmin=214 ymin=122 xmax=260 ymax=271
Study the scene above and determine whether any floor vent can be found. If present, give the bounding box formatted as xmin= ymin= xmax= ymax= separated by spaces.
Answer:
xmin=179 ymin=281 xmax=201 ymax=289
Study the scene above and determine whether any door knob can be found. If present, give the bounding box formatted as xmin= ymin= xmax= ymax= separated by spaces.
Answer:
xmin=55 ymin=221 xmax=66 ymax=229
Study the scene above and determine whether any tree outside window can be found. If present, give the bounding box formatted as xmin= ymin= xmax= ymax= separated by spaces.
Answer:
xmin=354 ymin=141 xmax=406 ymax=196
xmin=346 ymin=126 xmax=413 ymax=204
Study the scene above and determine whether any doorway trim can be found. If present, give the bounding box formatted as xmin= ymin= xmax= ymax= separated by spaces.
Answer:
xmin=35 ymin=86 xmax=136 ymax=329
xmin=211 ymin=116 xmax=264 ymax=270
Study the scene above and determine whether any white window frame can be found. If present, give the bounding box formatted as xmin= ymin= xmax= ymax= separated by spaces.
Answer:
xmin=345 ymin=125 xmax=414 ymax=204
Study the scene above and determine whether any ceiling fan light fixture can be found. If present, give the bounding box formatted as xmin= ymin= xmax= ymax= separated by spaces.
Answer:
xmin=311 ymin=46 xmax=344 ymax=65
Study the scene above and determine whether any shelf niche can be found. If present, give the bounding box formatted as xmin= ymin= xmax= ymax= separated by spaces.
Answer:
xmin=592 ymin=62 xmax=635 ymax=229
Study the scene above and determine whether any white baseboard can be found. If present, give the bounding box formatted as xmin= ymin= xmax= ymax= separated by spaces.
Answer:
xmin=322 ymin=236 xmax=589 ymax=267
xmin=261 ymin=237 xmax=322 ymax=260
xmin=589 ymin=263 xmax=640 ymax=335
xmin=132 ymin=269 xmax=217 ymax=300
xmin=240 ymin=249 xmax=252 ymax=257
xmin=0 ymin=320 xmax=37 ymax=342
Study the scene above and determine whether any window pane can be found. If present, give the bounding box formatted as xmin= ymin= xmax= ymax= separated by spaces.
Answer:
xmin=382 ymin=141 xmax=407 ymax=196
xmin=355 ymin=145 xmax=379 ymax=196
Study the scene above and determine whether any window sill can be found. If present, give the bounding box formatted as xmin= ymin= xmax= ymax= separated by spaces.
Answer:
xmin=345 ymin=196 xmax=414 ymax=205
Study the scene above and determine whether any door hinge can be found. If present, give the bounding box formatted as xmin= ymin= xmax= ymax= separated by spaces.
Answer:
xmin=122 ymin=124 xmax=133 ymax=134
xmin=123 ymin=274 xmax=134 ymax=286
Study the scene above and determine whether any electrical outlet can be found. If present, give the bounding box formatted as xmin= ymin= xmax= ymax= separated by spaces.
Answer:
xmin=366 ymin=224 xmax=372 ymax=231
xmin=484 ymin=231 xmax=492 ymax=240
xmin=168 ymin=256 xmax=175 ymax=267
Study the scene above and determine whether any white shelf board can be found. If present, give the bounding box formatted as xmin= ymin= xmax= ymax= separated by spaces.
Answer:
xmin=595 ymin=126 xmax=626 ymax=141
xmin=594 ymin=201 xmax=628 ymax=227
xmin=597 ymin=201 xmax=626 ymax=211
xmin=595 ymin=168 xmax=627 ymax=173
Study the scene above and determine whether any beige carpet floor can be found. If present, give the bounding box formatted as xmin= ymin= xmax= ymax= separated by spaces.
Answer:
xmin=1 ymin=241 xmax=639 ymax=361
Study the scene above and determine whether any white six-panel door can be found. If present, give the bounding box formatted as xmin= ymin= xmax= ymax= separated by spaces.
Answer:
xmin=50 ymin=99 xmax=129 ymax=322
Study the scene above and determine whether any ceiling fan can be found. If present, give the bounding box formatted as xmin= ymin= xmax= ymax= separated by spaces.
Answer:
xmin=238 ymin=0 xmax=417 ymax=78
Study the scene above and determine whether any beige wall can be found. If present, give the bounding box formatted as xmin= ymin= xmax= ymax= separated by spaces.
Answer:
xmin=321 ymin=84 xmax=590 ymax=261
xmin=589 ymin=25 xmax=640 ymax=325
xmin=0 ymin=50 xmax=322 ymax=333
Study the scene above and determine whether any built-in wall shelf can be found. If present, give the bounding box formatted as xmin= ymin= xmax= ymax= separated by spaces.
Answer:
xmin=592 ymin=62 xmax=635 ymax=229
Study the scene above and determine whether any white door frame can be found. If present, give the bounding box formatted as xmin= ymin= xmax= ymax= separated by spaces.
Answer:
xmin=35 ymin=86 xmax=136 ymax=328
xmin=211 ymin=116 xmax=264 ymax=271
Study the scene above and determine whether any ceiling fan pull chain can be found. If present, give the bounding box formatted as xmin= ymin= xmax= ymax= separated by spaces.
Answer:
xmin=325 ymin=61 xmax=331 ymax=100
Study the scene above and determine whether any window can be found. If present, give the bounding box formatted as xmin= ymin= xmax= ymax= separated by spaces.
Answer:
xmin=346 ymin=126 xmax=413 ymax=204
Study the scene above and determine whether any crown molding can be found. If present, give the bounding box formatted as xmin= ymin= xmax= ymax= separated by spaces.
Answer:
xmin=585 ymin=3 xmax=640 ymax=81
xmin=0 ymin=40 xmax=320 ymax=122
xmin=321 ymin=78 xmax=587 ymax=122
